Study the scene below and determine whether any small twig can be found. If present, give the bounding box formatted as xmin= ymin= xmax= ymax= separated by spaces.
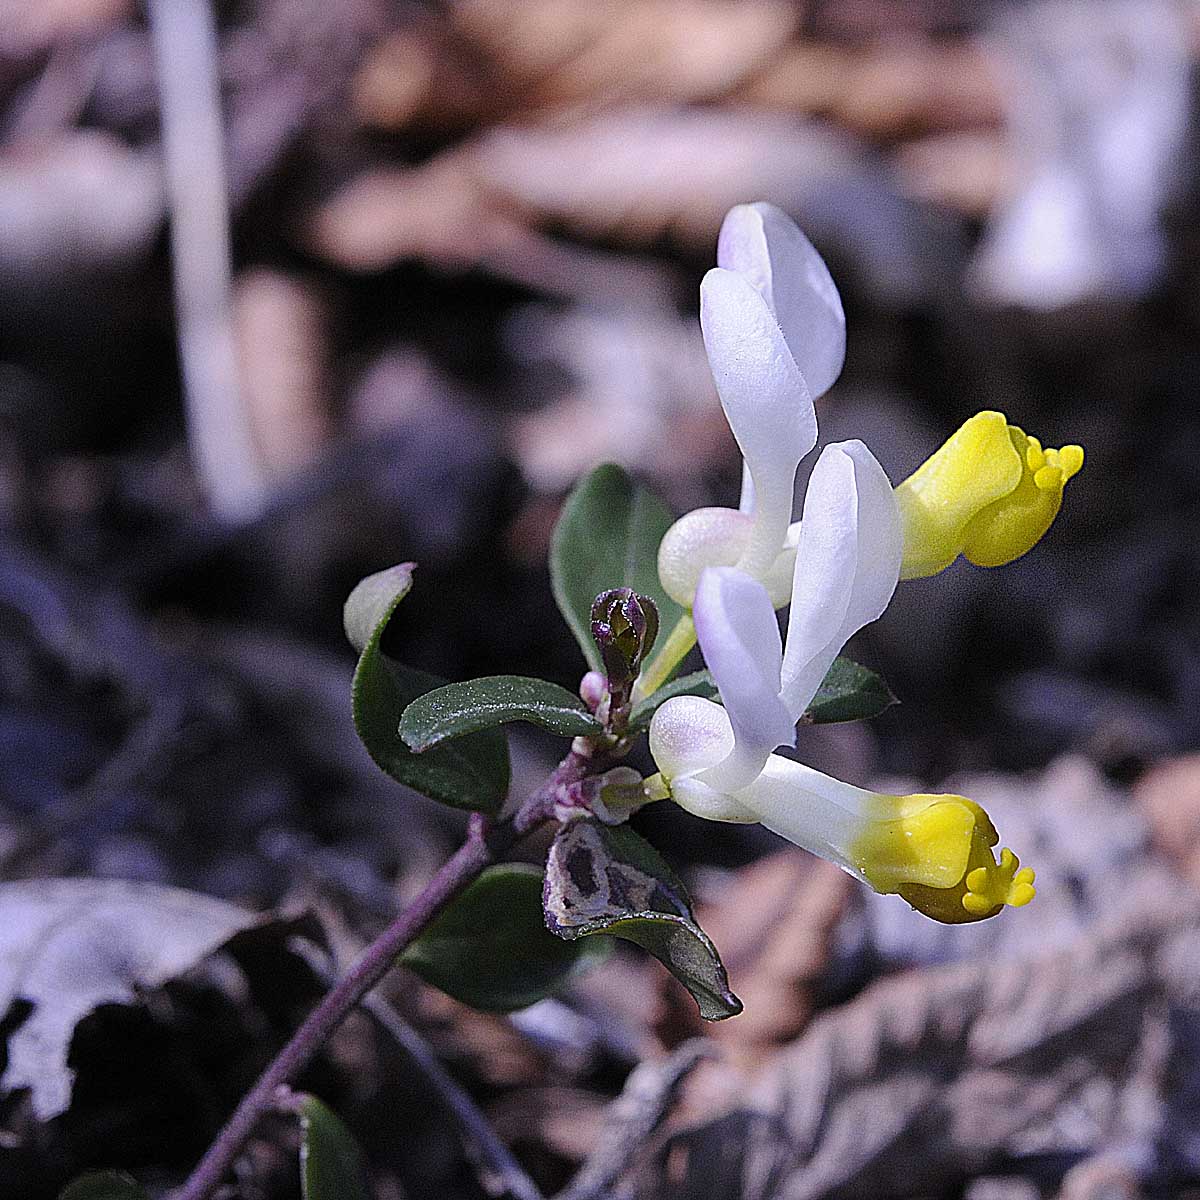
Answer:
xmin=173 ymin=750 xmax=592 ymax=1200
xmin=148 ymin=0 xmax=268 ymax=521
xmin=363 ymin=988 xmax=546 ymax=1200
xmin=290 ymin=938 xmax=544 ymax=1200
xmin=553 ymin=1041 xmax=713 ymax=1200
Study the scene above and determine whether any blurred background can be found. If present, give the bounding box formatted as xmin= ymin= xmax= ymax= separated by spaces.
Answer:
xmin=2 ymin=0 xmax=1200 ymax=1197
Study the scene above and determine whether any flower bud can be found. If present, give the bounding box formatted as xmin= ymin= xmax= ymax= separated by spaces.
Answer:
xmin=590 ymin=588 xmax=659 ymax=702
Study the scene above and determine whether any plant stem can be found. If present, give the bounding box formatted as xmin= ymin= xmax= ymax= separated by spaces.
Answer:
xmin=631 ymin=613 xmax=695 ymax=703
xmin=173 ymin=752 xmax=590 ymax=1200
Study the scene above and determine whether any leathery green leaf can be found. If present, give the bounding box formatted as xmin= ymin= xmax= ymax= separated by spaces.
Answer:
xmin=401 ymin=865 xmax=608 ymax=1011
xmin=801 ymin=657 xmax=896 ymax=724
xmin=399 ymin=675 xmax=602 ymax=752
xmin=344 ymin=564 xmax=509 ymax=813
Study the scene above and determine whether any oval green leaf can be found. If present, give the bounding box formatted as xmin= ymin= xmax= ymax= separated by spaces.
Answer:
xmin=628 ymin=669 xmax=719 ymax=731
xmin=401 ymin=865 xmax=608 ymax=1012
xmin=60 ymin=1173 xmax=148 ymax=1200
xmin=344 ymin=564 xmax=510 ymax=813
xmin=399 ymin=675 xmax=603 ymax=752
xmin=297 ymin=1095 xmax=371 ymax=1200
xmin=802 ymin=657 xmax=896 ymax=724
xmin=544 ymin=822 xmax=741 ymax=1021
xmin=550 ymin=464 xmax=683 ymax=671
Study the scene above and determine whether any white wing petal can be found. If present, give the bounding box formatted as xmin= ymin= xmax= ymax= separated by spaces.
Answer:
xmin=780 ymin=440 xmax=901 ymax=719
xmin=700 ymin=267 xmax=816 ymax=580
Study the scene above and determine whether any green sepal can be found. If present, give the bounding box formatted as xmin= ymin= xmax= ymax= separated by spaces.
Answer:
xmin=544 ymin=822 xmax=741 ymax=1021
xmin=550 ymin=464 xmax=683 ymax=671
xmin=401 ymin=865 xmax=608 ymax=1012
xmin=344 ymin=564 xmax=509 ymax=813
xmin=297 ymin=1095 xmax=371 ymax=1200
xmin=59 ymin=1173 xmax=149 ymax=1200
xmin=802 ymin=657 xmax=897 ymax=724
xmin=399 ymin=675 xmax=603 ymax=752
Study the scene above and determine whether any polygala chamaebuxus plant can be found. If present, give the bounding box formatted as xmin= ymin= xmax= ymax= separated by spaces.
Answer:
xmin=161 ymin=201 xmax=1082 ymax=1200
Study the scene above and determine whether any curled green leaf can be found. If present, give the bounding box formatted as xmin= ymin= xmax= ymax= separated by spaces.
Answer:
xmin=544 ymin=822 xmax=741 ymax=1021
xmin=344 ymin=564 xmax=510 ymax=813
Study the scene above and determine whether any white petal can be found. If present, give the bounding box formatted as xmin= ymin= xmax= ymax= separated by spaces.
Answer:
xmin=700 ymin=267 xmax=816 ymax=579
xmin=648 ymin=696 xmax=757 ymax=823
xmin=717 ymin=202 xmax=846 ymax=398
xmin=648 ymin=694 xmax=733 ymax=780
xmin=779 ymin=440 xmax=901 ymax=719
xmin=657 ymin=507 xmax=796 ymax=609
xmin=692 ymin=567 xmax=795 ymax=792
xmin=657 ymin=506 xmax=751 ymax=608
xmin=733 ymin=753 xmax=877 ymax=880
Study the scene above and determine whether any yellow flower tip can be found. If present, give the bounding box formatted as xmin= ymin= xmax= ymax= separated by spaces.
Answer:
xmin=895 ymin=411 xmax=1083 ymax=579
xmin=852 ymin=792 xmax=1036 ymax=924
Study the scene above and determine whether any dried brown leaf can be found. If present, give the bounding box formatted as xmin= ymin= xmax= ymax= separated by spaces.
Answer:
xmin=633 ymin=875 xmax=1199 ymax=1199
xmin=234 ymin=269 xmax=331 ymax=481
xmin=685 ymin=852 xmax=854 ymax=1072
xmin=1134 ymin=753 xmax=1200 ymax=886
xmin=0 ymin=879 xmax=258 ymax=1119
xmin=472 ymin=107 xmax=863 ymax=246
xmin=449 ymin=0 xmax=796 ymax=112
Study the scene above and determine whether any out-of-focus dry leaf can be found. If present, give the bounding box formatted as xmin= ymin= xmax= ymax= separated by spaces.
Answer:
xmin=505 ymin=304 xmax=720 ymax=491
xmin=738 ymin=37 xmax=1002 ymax=137
xmin=449 ymin=0 xmax=796 ymax=112
xmin=1057 ymin=1156 xmax=1143 ymax=1200
xmin=633 ymin=876 xmax=1200 ymax=1199
xmin=473 ymin=107 xmax=862 ymax=245
xmin=1134 ymin=753 xmax=1200 ymax=885
xmin=0 ymin=133 xmax=162 ymax=281
xmin=407 ymin=983 xmax=553 ymax=1091
xmin=969 ymin=0 xmax=1189 ymax=308
xmin=688 ymin=853 xmax=854 ymax=1072
xmin=234 ymin=269 xmax=331 ymax=481
xmin=0 ymin=879 xmax=257 ymax=1119
xmin=488 ymin=1084 xmax=608 ymax=1162
xmin=351 ymin=23 xmax=492 ymax=133
xmin=303 ymin=158 xmax=522 ymax=272
xmin=894 ymin=131 xmax=1012 ymax=215
xmin=0 ymin=0 xmax=131 ymax=54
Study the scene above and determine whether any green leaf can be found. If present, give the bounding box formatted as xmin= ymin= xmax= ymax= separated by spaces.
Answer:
xmin=802 ymin=657 xmax=897 ymax=724
xmin=399 ymin=675 xmax=602 ymax=752
xmin=551 ymin=464 xmax=683 ymax=671
xmin=628 ymin=669 xmax=719 ymax=731
xmin=297 ymin=1095 xmax=371 ymax=1200
xmin=344 ymin=564 xmax=509 ymax=813
xmin=59 ymin=1173 xmax=148 ymax=1200
xmin=544 ymin=822 xmax=741 ymax=1021
xmin=401 ymin=865 xmax=607 ymax=1011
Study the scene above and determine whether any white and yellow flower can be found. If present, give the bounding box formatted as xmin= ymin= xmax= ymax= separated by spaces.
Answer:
xmin=646 ymin=440 xmax=1035 ymax=923
xmin=638 ymin=203 xmax=1072 ymax=923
